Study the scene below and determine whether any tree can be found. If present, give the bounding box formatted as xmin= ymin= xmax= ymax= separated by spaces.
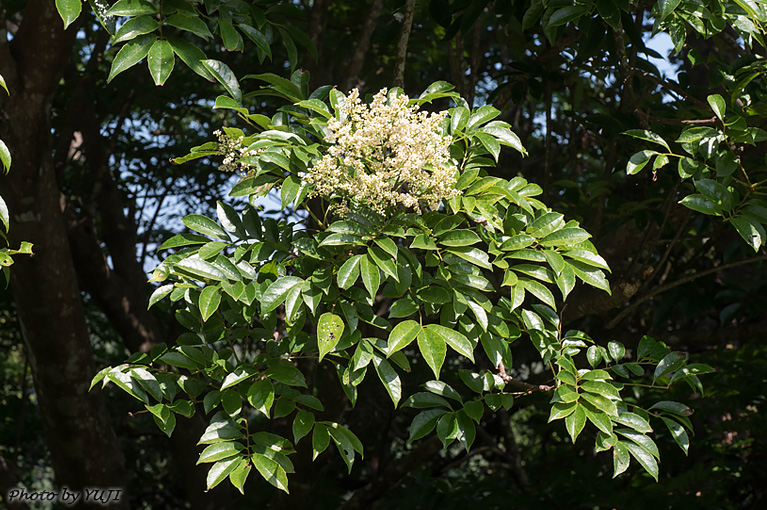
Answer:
xmin=1 ymin=0 xmax=766 ymax=508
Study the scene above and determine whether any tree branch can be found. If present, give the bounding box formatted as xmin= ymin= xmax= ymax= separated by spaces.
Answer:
xmin=393 ymin=0 xmax=416 ymax=89
xmin=342 ymin=0 xmax=385 ymax=92
xmin=606 ymin=254 xmax=767 ymax=329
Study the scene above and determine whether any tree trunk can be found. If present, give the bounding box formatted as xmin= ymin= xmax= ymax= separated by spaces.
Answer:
xmin=0 ymin=3 xmax=129 ymax=506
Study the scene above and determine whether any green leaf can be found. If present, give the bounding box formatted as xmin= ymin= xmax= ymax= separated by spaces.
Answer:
xmin=694 ymin=179 xmax=733 ymax=211
xmin=373 ymin=354 xmax=401 ymax=407
xmin=583 ymin=403 xmax=613 ymax=435
xmin=201 ymin=59 xmax=242 ymax=104
xmin=654 ymin=352 xmax=686 ymax=380
xmin=570 ymin=261 xmax=611 ymax=294
xmin=613 ymin=441 xmax=630 ymax=477
xmin=0 ymin=139 xmax=11 ymax=173
xmin=183 ymin=214 xmax=231 ymax=241
xmin=247 ymin=380 xmax=275 ymax=417
xmin=547 ymin=5 xmax=589 ymax=27
xmin=292 ymin=409 xmax=315 ymax=444
xmin=614 ymin=412 xmax=653 ymax=434
xmin=580 ymin=380 xmax=620 ymax=401
xmin=337 ymin=254 xmax=363 ymax=289
xmin=221 ymin=389 xmax=242 ymax=416
xmin=731 ymin=216 xmax=764 ymax=251
xmin=266 ymin=359 xmax=307 ymax=387
xmin=175 ymin=257 xmax=226 ymax=282
xmin=539 ymin=228 xmax=591 ymax=247
xmin=165 ymin=12 xmax=213 ymax=40
xmin=425 ymin=380 xmax=463 ymax=402
xmin=312 ymin=423 xmax=330 ymax=460
xmin=608 ymin=340 xmax=625 ymax=362
xmin=622 ymin=130 xmax=670 ymax=152
xmin=580 ymin=392 xmax=618 ymax=417
xmin=387 ymin=320 xmax=421 ymax=355
xmin=661 ymin=416 xmax=690 ymax=455
xmin=148 ymin=284 xmax=174 ymax=309
xmin=564 ymin=404 xmax=586 ymax=442
xmin=113 ymin=15 xmax=159 ymax=44
xmin=474 ymin=132 xmax=501 ymax=161
xmin=409 ymin=409 xmax=447 ymax=442
xmin=623 ymin=441 xmax=659 ymax=481
xmin=261 ymin=276 xmax=304 ymax=312
xmin=197 ymin=442 xmax=245 ymax=464
xmin=147 ymin=38 xmax=174 ymax=86
xmin=626 ymin=150 xmax=658 ymax=175
xmin=199 ymin=285 xmax=221 ymax=322
xmin=107 ymin=34 xmax=156 ymax=83
xmin=562 ymin=249 xmax=610 ymax=271
xmin=446 ymin=247 xmax=491 ymax=270
xmin=708 ymin=94 xmax=725 ymax=121
xmin=317 ymin=313 xmax=344 ymax=361
xmin=417 ymin=328 xmax=447 ymax=379
xmin=680 ymin=194 xmax=721 ymax=216
xmin=106 ymin=0 xmax=156 ymax=16
xmin=359 ymin=255 xmax=380 ymax=298
xmin=478 ymin=121 xmax=526 ymax=155
xmin=158 ymin=352 xmax=198 ymax=371
xmin=388 ymin=298 xmax=418 ymax=319
xmin=252 ymin=453 xmax=289 ymax=493
xmin=221 ymin=366 xmax=257 ymax=391
xmin=228 ymin=458 xmax=251 ymax=494
xmin=56 ymin=0 xmax=82 ymax=30
xmin=427 ymin=325 xmax=474 ymax=362
xmin=438 ymin=229 xmax=481 ymax=247
xmin=168 ymin=36 xmax=212 ymax=80
xmin=466 ymin=105 xmax=500 ymax=131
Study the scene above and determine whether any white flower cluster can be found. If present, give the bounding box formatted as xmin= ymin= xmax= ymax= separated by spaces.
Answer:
xmin=214 ymin=130 xmax=257 ymax=175
xmin=306 ymin=88 xmax=460 ymax=215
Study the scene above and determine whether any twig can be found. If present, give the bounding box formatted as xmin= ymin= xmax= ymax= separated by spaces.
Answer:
xmin=607 ymin=254 xmax=767 ymax=329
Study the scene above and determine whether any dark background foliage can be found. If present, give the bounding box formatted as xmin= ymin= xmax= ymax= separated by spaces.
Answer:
xmin=1 ymin=0 xmax=765 ymax=508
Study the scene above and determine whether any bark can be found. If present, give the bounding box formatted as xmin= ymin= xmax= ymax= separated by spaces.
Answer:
xmin=0 ymin=3 xmax=129 ymax=506
xmin=341 ymin=0 xmax=385 ymax=92
xmin=392 ymin=0 xmax=416 ymax=89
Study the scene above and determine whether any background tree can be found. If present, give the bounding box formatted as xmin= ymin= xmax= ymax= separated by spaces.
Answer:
xmin=1 ymin=0 xmax=766 ymax=508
